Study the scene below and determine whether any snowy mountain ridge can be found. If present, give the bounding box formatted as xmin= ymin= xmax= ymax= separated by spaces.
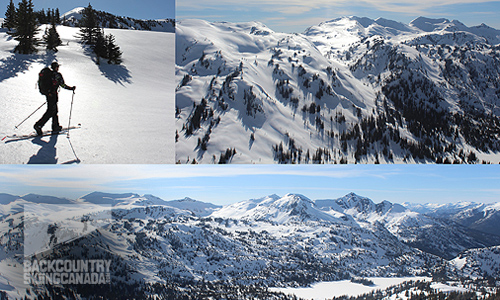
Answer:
xmin=176 ymin=16 xmax=500 ymax=164
xmin=61 ymin=7 xmax=175 ymax=32
xmin=2 ymin=191 xmax=499 ymax=253
xmin=2 ymin=191 xmax=499 ymax=225
xmin=402 ymin=201 xmax=500 ymax=236
xmin=212 ymin=193 xmax=352 ymax=224
xmin=1 ymin=191 xmax=500 ymax=298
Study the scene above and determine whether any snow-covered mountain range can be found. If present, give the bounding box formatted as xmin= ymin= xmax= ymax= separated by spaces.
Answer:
xmin=1 ymin=8 xmax=175 ymax=164
xmin=60 ymin=7 xmax=175 ymax=32
xmin=403 ymin=201 xmax=500 ymax=237
xmin=1 ymin=191 xmax=499 ymax=298
xmin=175 ymin=16 xmax=500 ymax=164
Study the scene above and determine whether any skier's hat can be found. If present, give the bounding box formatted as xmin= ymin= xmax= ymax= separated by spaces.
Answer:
xmin=51 ymin=61 xmax=60 ymax=69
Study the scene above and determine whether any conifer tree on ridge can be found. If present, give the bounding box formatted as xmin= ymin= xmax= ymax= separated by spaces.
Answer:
xmin=9 ymin=0 xmax=39 ymax=54
xmin=43 ymin=18 xmax=62 ymax=52
xmin=3 ymin=0 xmax=17 ymax=31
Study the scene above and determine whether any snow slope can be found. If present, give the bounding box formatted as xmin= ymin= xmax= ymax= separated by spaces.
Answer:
xmin=176 ymin=19 xmax=372 ymax=164
xmin=452 ymin=245 xmax=500 ymax=278
xmin=1 ymin=24 xmax=174 ymax=163
xmin=176 ymin=16 xmax=500 ymax=164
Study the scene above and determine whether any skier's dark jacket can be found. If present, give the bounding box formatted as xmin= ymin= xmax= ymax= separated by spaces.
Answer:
xmin=49 ymin=71 xmax=72 ymax=94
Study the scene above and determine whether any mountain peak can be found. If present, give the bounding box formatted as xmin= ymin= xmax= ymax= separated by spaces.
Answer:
xmin=343 ymin=192 xmax=368 ymax=202
xmin=0 ymin=193 xmax=21 ymax=205
xmin=179 ymin=197 xmax=197 ymax=202
xmin=474 ymin=23 xmax=493 ymax=29
xmin=410 ymin=16 xmax=451 ymax=32
xmin=264 ymin=194 xmax=281 ymax=201
xmin=82 ymin=191 xmax=139 ymax=199
xmin=282 ymin=193 xmax=312 ymax=201
xmin=21 ymin=193 xmax=75 ymax=205
xmin=346 ymin=192 xmax=361 ymax=197
xmin=143 ymin=194 xmax=164 ymax=200
xmin=258 ymin=193 xmax=346 ymax=223
xmin=166 ymin=198 xmax=221 ymax=217
xmin=61 ymin=7 xmax=85 ymax=24
xmin=350 ymin=16 xmax=375 ymax=28
xmin=79 ymin=192 xmax=140 ymax=205
xmin=273 ymin=194 xmax=315 ymax=214
xmin=62 ymin=7 xmax=85 ymax=17
xmin=132 ymin=194 xmax=169 ymax=206
xmin=211 ymin=193 xmax=344 ymax=224
xmin=335 ymin=193 xmax=376 ymax=212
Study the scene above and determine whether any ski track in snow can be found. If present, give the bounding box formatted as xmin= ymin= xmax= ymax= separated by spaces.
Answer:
xmin=0 ymin=25 xmax=174 ymax=164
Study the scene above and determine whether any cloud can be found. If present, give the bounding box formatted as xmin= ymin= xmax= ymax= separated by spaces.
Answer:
xmin=266 ymin=16 xmax=334 ymax=29
xmin=177 ymin=0 xmax=499 ymax=17
xmin=0 ymin=165 xmax=397 ymax=191
xmin=177 ymin=0 xmax=343 ymax=14
xmin=369 ymin=0 xmax=499 ymax=14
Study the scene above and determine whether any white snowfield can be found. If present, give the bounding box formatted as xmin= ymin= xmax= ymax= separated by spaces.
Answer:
xmin=272 ymin=277 xmax=476 ymax=299
xmin=272 ymin=277 xmax=431 ymax=299
xmin=1 ymin=25 xmax=174 ymax=164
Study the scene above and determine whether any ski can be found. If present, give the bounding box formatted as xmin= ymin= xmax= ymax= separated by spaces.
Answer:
xmin=2 ymin=124 xmax=81 ymax=143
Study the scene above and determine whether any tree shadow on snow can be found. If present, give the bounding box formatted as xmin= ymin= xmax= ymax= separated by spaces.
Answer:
xmin=27 ymin=134 xmax=58 ymax=164
xmin=81 ymin=45 xmax=132 ymax=86
xmin=98 ymin=62 xmax=132 ymax=86
xmin=0 ymin=53 xmax=36 ymax=83
xmin=40 ymin=51 xmax=57 ymax=68
xmin=249 ymin=135 xmax=255 ymax=150
xmin=0 ymin=51 xmax=58 ymax=83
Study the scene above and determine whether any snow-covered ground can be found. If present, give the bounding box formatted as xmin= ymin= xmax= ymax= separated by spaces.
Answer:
xmin=272 ymin=277 xmax=476 ymax=299
xmin=1 ymin=25 xmax=174 ymax=163
xmin=272 ymin=277 xmax=430 ymax=299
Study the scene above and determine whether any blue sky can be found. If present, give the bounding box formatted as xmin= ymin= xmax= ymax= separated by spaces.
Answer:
xmin=0 ymin=165 xmax=499 ymax=205
xmin=177 ymin=0 xmax=500 ymax=33
xmin=3 ymin=0 xmax=175 ymax=20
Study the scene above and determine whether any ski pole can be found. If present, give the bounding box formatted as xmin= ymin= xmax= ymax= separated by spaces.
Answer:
xmin=14 ymin=101 xmax=47 ymax=129
xmin=67 ymin=91 xmax=75 ymax=137
xmin=65 ymin=134 xmax=81 ymax=164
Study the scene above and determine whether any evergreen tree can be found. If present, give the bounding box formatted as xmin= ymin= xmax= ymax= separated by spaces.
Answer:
xmin=9 ymin=0 xmax=39 ymax=54
xmin=3 ymin=0 xmax=17 ymax=31
xmin=46 ymin=8 xmax=52 ymax=24
xmin=108 ymin=16 xmax=118 ymax=29
xmin=54 ymin=8 xmax=60 ymax=24
xmin=105 ymin=33 xmax=122 ymax=64
xmin=78 ymin=3 xmax=100 ymax=45
xmin=77 ymin=3 xmax=123 ymax=65
xmin=93 ymin=29 xmax=107 ymax=64
xmin=37 ymin=8 xmax=47 ymax=24
xmin=43 ymin=20 xmax=62 ymax=52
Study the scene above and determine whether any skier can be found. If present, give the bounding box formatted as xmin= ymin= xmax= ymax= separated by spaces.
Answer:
xmin=34 ymin=61 xmax=76 ymax=135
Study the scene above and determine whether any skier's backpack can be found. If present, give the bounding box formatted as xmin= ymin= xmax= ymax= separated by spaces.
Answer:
xmin=38 ymin=67 xmax=54 ymax=95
